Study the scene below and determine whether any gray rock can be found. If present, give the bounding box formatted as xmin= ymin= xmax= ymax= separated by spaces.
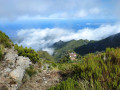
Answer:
xmin=10 ymin=56 xmax=31 ymax=82
xmin=4 ymin=68 xmax=12 ymax=73
xmin=0 ymin=47 xmax=32 ymax=90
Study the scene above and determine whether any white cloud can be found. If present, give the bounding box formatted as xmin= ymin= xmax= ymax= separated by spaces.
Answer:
xmin=17 ymin=8 xmax=101 ymax=20
xmin=90 ymin=8 xmax=100 ymax=14
xmin=75 ymin=10 xmax=88 ymax=18
xmin=0 ymin=0 xmax=107 ymax=20
xmin=48 ymin=12 xmax=68 ymax=19
xmin=42 ymin=48 xmax=54 ymax=55
xmin=15 ymin=23 xmax=120 ymax=54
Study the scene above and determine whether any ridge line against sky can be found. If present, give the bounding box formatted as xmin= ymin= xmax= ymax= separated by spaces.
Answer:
xmin=14 ymin=23 xmax=120 ymax=54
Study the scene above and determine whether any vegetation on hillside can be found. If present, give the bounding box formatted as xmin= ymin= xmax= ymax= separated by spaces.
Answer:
xmin=52 ymin=33 xmax=120 ymax=61
xmin=75 ymin=33 xmax=120 ymax=55
xmin=49 ymin=78 xmax=81 ymax=90
xmin=0 ymin=30 xmax=12 ymax=61
xmin=14 ymin=44 xmax=40 ymax=63
xmin=0 ymin=48 xmax=2 ymax=61
xmin=59 ymin=53 xmax=71 ymax=63
xmin=0 ymin=31 xmax=12 ymax=48
xmin=49 ymin=48 xmax=120 ymax=90
xmin=37 ymin=51 xmax=54 ymax=61
xmin=1 ymin=30 xmax=120 ymax=90
xmin=26 ymin=65 xmax=37 ymax=77
xmin=52 ymin=39 xmax=92 ymax=60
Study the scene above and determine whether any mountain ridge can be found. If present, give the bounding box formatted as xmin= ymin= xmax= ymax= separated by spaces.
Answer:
xmin=51 ymin=39 xmax=91 ymax=60
xmin=75 ymin=32 xmax=120 ymax=55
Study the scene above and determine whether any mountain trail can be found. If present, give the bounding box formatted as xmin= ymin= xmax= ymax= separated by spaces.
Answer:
xmin=0 ymin=47 xmax=31 ymax=90
xmin=19 ymin=63 xmax=61 ymax=90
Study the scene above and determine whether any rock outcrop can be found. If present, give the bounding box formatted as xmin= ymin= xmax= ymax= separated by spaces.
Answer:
xmin=0 ymin=47 xmax=61 ymax=90
xmin=0 ymin=47 xmax=31 ymax=90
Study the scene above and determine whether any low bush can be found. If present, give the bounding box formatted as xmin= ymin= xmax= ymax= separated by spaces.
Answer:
xmin=50 ymin=48 xmax=120 ymax=90
xmin=26 ymin=65 xmax=37 ymax=77
xmin=0 ymin=49 xmax=2 ymax=61
xmin=0 ymin=30 xmax=12 ymax=61
xmin=14 ymin=44 xmax=40 ymax=63
xmin=49 ymin=78 xmax=81 ymax=90
xmin=0 ymin=45 xmax=4 ymax=61
xmin=59 ymin=55 xmax=71 ymax=63
xmin=0 ymin=31 xmax=12 ymax=48
xmin=43 ymin=60 xmax=57 ymax=68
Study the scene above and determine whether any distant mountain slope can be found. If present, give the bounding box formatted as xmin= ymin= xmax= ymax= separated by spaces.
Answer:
xmin=37 ymin=51 xmax=54 ymax=61
xmin=75 ymin=33 xmax=120 ymax=55
xmin=52 ymin=39 xmax=93 ymax=60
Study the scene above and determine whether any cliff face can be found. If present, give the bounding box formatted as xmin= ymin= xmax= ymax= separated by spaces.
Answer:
xmin=0 ymin=47 xmax=31 ymax=90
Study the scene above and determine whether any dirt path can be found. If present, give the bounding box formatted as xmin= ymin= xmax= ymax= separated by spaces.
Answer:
xmin=19 ymin=64 xmax=61 ymax=90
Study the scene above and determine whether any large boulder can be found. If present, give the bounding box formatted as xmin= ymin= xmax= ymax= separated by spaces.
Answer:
xmin=16 ymin=56 xmax=31 ymax=68
xmin=10 ymin=56 xmax=31 ymax=81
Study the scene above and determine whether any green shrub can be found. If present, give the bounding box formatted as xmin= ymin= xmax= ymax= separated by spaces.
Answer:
xmin=0 ymin=45 xmax=4 ymax=61
xmin=14 ymin=44 xmax=40 ymax=63
xmin=53 ymin=48 xmax=120 ymax=90
xmin=59 ymin=55 xmax=71 ymax=63
xmin=26 ymin=65 xmax=37 ymax=77
xmin=0 ymin=31 xmax=12 ymax=48
xmin=49 ymin=78 xmax=81 ymax=90
xmin=0 ymin=49 xmax=2 ymax=61
xmin=38 ymin=60 xmax=42 ymax=68
xmin=43 ymin=60 xmax=57 ymax=68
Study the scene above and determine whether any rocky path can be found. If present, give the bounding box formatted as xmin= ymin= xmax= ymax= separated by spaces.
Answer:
xmin=0 ymin=47 xmax=31 ymax=90
xmin=0 ymin=47 xmax=61 ymax=90
xmin=18 ymin=64 xmax=61 ymax=90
